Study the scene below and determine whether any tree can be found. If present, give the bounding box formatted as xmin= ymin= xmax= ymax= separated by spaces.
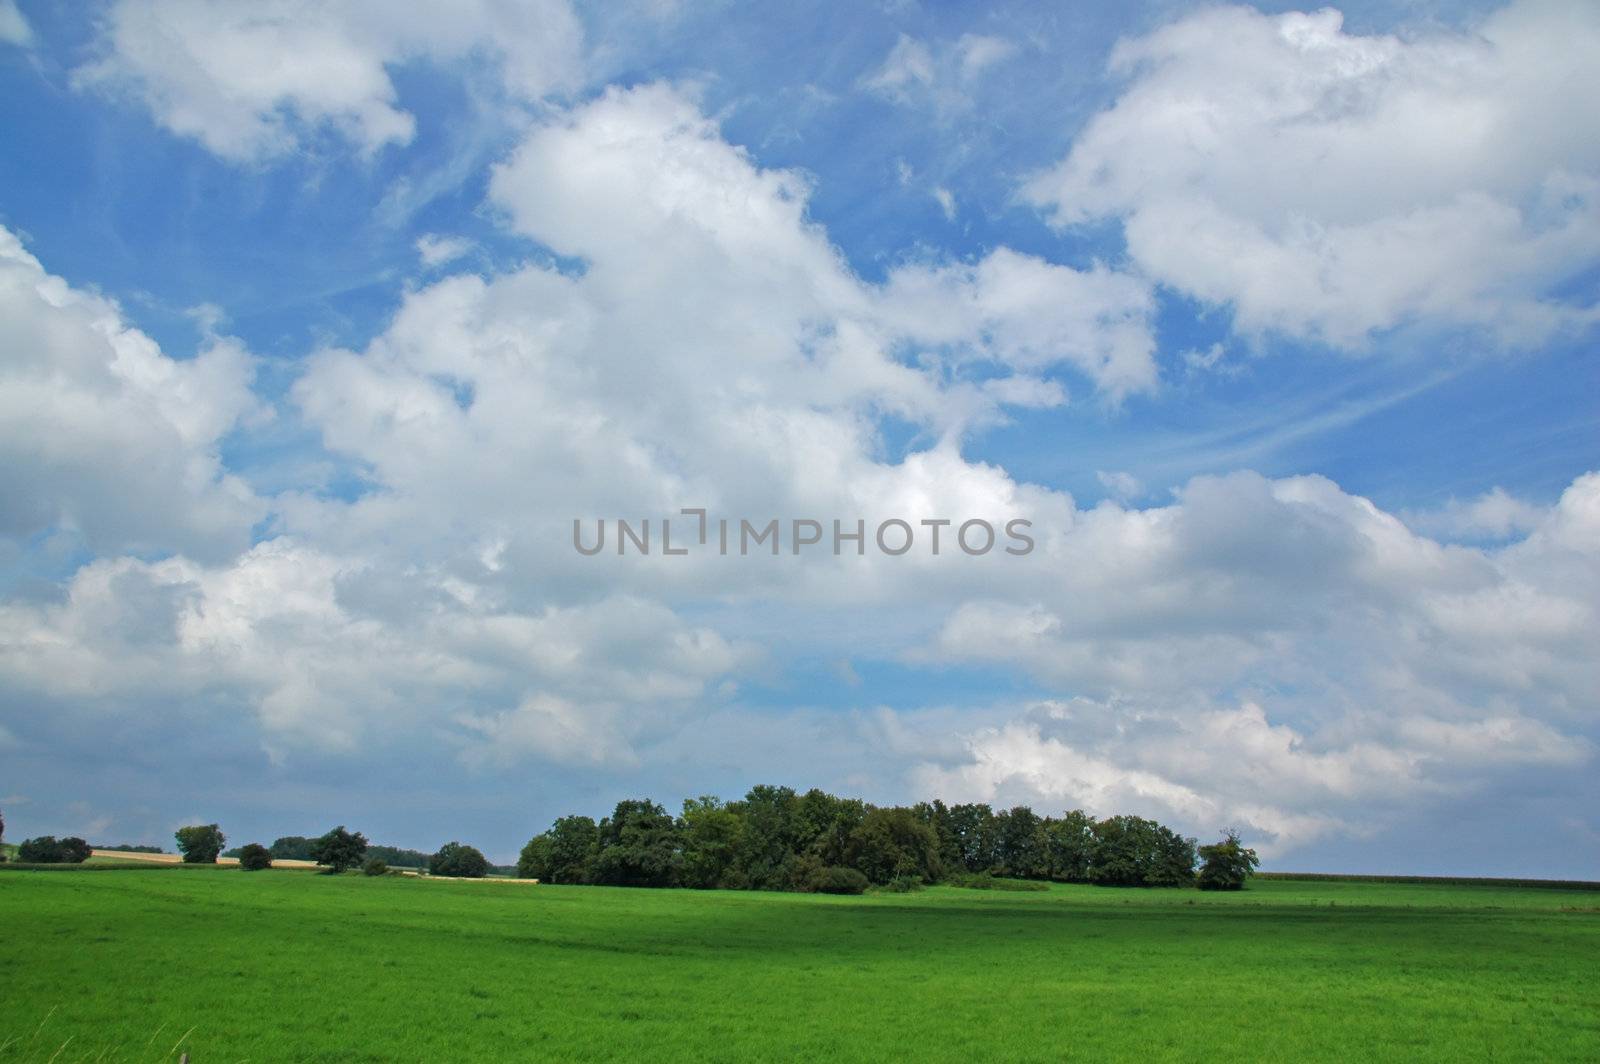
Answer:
xmin=1046 ymin=810 xmax=1095 ymax=882
xmin=430 ymin=841 xmax=489 ymax=878
xmin=363 ymin=858 xmax=390 ymax=877
xmin=174 ymin=824 xmax=225 ymax=864
xmin=310 ymin=826 xmax=368 ymax=873
xmin=995 ymin=805 xmax=1049 ymax=879
xmin=592 ymin=799 xmax=679 ymax=887
xmin=677 ymin=796 xmax=747 ymax=889
xmin=17 ymin=836 xmax=91 ymax=863
xmin=1197 ymin=830 xmax=1260 ymax=891
xmin=0 ymin=806 xmax=6 ymax=862
xmin=521 ymin=815 xmax=599 ymax=884
xmin=237 ymin=843 xmax=273 ymax=871
xmin=845 ymin=806 xmax=943 ymax=885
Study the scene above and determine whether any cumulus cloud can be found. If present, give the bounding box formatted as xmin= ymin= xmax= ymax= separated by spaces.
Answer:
xmin=1403 ymin=486 xmax=1547 ymax=541
xmin=0 ymin=226 xmax=264 ymax=560
xmin=1024 ymin=1 xmax=1600 ymax=346
xmin=74 ymin=0 xmax=584 ymax=160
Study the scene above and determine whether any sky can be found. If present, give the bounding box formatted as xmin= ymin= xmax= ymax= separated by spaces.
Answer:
xmin=0 ymin=0 xmax=1596 ymax=875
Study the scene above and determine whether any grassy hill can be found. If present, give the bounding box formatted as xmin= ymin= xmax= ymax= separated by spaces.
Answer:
xmin=2 ymin=868 xmax=1596 ymax=1061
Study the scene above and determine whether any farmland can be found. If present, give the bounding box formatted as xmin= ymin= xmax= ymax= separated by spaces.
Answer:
xmin=2 ymin=869 xmax=1597 ymax=1062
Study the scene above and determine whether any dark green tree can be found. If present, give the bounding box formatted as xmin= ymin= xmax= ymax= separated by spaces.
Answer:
xmin=236 ymin=843 xmax=273 ymax=871
xmin=1196 ymin=830 xmax=1260 ymax=891
xmin=845 ymin=806 xmax=943 ymax=885
xmin=430 ymin=841 xmax=489 ymax=878
xmin=310 ymin=826 xmax=368 ymax=873
xmin=1046 ymin=810 xmax=1095 ymax=881
xmin=592 ymin=799 xmax=679 ymax=887
xmin=174 ymin=824 xmax=225 ymax=864
xmin=521 ymin=815 xmax=599 ymax=883
xmin=677 ymin=796 xmax=746 ymax=889
xmin=18 ymin=836 xmax=92 ymax=863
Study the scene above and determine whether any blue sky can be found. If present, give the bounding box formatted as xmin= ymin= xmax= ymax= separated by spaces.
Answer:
xmin=1 ymin=0 xmax=1596 ymax=875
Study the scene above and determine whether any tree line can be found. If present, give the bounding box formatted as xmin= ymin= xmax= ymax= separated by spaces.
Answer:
xmin=516 ymin=787 xmax=1260 ymax=893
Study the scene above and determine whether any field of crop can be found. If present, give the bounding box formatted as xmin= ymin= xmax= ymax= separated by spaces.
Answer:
xmin=2 ymin=868 xmax=1597 ymax=1062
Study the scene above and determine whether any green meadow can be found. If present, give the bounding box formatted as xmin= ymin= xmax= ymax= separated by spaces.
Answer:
xmin=2 ymin=868 xmax=1597 ymax=1062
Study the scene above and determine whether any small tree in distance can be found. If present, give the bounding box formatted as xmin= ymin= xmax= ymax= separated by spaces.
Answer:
xmin=174 ymin=824 xmax=225 ymax=864
xmin=237 ymin=843 xmax=273 ymax=871
xmin=311 ymin=826 xmax=369 ymax=873
xmin=1197 ymin=829 xmax=1261 ymax=891
xmin=430 ymin=841 xmax=490 ymax=878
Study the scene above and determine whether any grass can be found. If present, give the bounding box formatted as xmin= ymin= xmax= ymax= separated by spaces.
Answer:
xmin=1 ymin=869 xmax=1597 ymax=1062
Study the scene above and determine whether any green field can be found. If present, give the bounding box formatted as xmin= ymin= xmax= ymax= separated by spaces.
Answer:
xmin=2 ymin=869 xmax=1597 ymax=1062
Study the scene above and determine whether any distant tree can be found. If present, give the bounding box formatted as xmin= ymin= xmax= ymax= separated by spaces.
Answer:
xmin=362 ymin=858 xmax=390 ymax=877
xmin=429 ymin=841 xmax=489 ymax=878
xmin=237 ymin=843 xmax=273 ymax=871
xmin=677 ymin=796 xmax=747 ymax=889
xmin=523 ymin=815 xmax=600 ymax=884
xmin=1197 ymin=830 xmax=1260 ymax=891
xmin=592 ymin=800 xmax=679 ymax=887
xmin=18 ymin=836 xmax=92 ymax=863
xmin=1046 ymin=810 xmax=1095 ymax=882
xmin=0 ymin=806 xmax=6 ymax=862
xmin=729 ymin=786 xmax=803 ymax=890
xmin=100 ymin=844 xmax=165 ymax=854
xmin=946 ymin=803 xmax=999 ymax=873
xmin=174 ymin=824 xmax=225 ymax=864
xmin=267 ymin=836 xmax=318 ymax=861
xmin=845 ymin=807 xmax=943 ymax=885
xmin=310 ymin=826 xmax=368 ymax=873
xmin=996 ymin=806 xmax=1050 ymax=879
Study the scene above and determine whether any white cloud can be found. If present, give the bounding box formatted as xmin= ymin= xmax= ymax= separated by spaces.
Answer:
xmin=415 ymin=234 xmax=474 ymax=269
xmin=861 ymin=34 xmax=935 ymax=101
xmin=1096 ymin=470 xmax=1142 ymax=501
xmin=1024 ymin=1 xmax=1600 ymax=346
xmin=1403 ymin=486 xmax=1547 ymax=541
xmin=0 ymin=226 xmax=264 ymax=560
xmin=863 ymin=31 xmax=1017 ymax=109
xmin=0 ymin=0 xmax=32 ymax=47
xmin=75 ymin=0 xmax=584 ymax=161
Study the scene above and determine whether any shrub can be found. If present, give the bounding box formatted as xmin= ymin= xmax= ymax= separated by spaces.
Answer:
xmin=237 ymin=843 xmax=272 ymax=871
xmin=174 ymin=824 xmax=225 ymax=864
xmin=876 ymin=873 xmax=925 ymax=893
xmin=429 ymin=842 xmax=489 ymax=878
xmin=949 ymin=872 xmax=1049 ymax=892
xmin=17 ymin=836 xmax=92 ymax=864
xmin=363 ymin=858 xmax=389 ymax=877
xmin=812 ymin=866 xmax=869 ymax=895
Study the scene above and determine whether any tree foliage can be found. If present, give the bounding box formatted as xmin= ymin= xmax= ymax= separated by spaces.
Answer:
xmin=18 ymin=836 xmax=92 ymax=864
xmin=310 ymin=826 xmax=368 ymax=873
xmin=237 ymin=842 xmax=273 ymax=871
xmin=430 ymin=841 xmax=489 ymax=878
xmin=1197 ymin=830 xmax=1261 ymax=891
xmin=174 ymin=824 xmax=225 ymax=864
xmin=517 ymin=786 xmax=1224 ymax=894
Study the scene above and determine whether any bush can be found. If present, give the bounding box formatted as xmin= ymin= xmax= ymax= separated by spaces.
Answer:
xmin=949 ymin=872 xmax=1049 ymax=892
xmin=429 ymin=842 xmax=489 ymax=878
xmin=17 ymin=836 xmax=92 ymax=864
xmin=236 ymin=843 xmax=272 ymax=871
xmin=876 ymin=873 xmax=925 ymax=894
xmin=174 ymin=824 xmax=225 ymax=864
xmin=363 ymin=858 xmax=389 ymax=877
xmin=812 ymin=866 xmax=869 ymax=895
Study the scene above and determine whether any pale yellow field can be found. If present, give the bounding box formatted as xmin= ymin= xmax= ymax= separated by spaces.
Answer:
xmin=89 ymin=849 xmax=319 ymax=868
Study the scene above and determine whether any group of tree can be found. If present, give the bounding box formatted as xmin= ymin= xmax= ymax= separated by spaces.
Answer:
xmin=233 ymin=836 xmax=434 ymax=869
xmin=14 ymin=835 xmax=93 ymax=864
xmin=517 ymin=787 xmax=1260 ymax=893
